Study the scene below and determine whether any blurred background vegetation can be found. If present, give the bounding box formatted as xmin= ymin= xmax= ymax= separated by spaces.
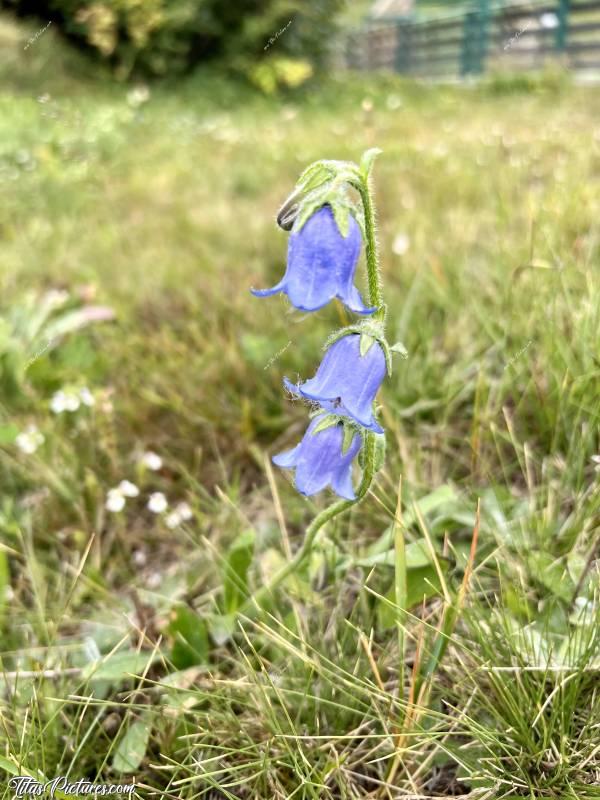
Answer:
xmin=2 ymin=0 xmax=348 ymax=82
xmin=0 ymin=2 xmax=598 ymax=798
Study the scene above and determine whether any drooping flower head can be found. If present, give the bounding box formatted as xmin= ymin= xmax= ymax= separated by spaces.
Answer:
xmin=252 ymin=205 xmax=375 ymax=314
xmin=284 ymin=333 xmax=386 ymax=433
xmin=273 ymin=414 xmax=362 ymax=500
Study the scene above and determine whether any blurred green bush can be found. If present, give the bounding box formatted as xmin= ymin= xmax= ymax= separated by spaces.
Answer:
xmin=3 ymin=0 xmax=344 ymax=79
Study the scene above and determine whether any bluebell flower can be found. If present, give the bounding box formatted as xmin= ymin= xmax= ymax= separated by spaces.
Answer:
xmin=284 ymin=334 xmax=385 ymax=433
xmin=273 ymin=415 xmax=362 ymax=500
xmin=252 ymin=205 xmax=375 ymax=314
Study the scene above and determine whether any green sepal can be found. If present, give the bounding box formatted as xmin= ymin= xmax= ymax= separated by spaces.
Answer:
xmin=341 ymin=423 xmax=357 ymax=456
xmin=390 ymin=341 xmax=408 ymax=358
xmin=380 ymin=338 xmax=393 ymax=376
xmin=296 ymin=161 xmax=336 ymax=194
xmin=311 ymin=414 xmax=339 ymax=435
xmin=330 ymin=200 xmax=352 ymax=238
xmin=360 ymin=333 xmax=376 ymax=357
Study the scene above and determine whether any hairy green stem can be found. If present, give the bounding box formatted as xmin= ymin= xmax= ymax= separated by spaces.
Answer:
xmin=242 ymin=169 xmax=385 ymax=619
xmin=242 ymin=432 xmax=376 ymax=619
xmin=356 ymin=179 xmax=384 ymax=309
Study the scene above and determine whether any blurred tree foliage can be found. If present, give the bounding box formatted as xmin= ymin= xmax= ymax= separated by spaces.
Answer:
xmin=3 ymin=0 xmax=345 ymax=81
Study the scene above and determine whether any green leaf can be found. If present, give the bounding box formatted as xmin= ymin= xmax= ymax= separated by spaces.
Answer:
xmin=208 ymin=613 xmax=237 ymax=646
xmin=112 ymin=714 xmax=152 ymax=773
xmin=0 ymin=424 xmax=19 ymax=445
xmin=0 ymin=755 xmax=20 ymax=776
xmin=527 ymin=552 xmax=574 ymax=602
xmin=378 ymin=565 xmax=444 ymax=628
xmin=356 ymin=538 xmax=437 ymax=570
xmin=222 ymin=530 xmax=255 ymax=614
xmin=168 ymin=606 xmax=209 ymax=669
xmin=83 ymin=649 xmax=159 ymax=683
xmin=360 ymin=148 xmax=382 ymax=180
xmin=368 ymin=485 xmax=460 ymax=555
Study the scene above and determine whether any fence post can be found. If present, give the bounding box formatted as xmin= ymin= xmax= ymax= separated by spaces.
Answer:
xmin=461 ymin=11 xmax=476 ymax=75
xmin=556 ymin=0 xmax=570 ymax=52
xmin=475 ymin=0 xmax=491 ymax=74
xmin=395 ymin=20 xmax=412 ymax=73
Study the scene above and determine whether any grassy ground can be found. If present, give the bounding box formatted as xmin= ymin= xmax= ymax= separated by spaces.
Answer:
xmin=0 ymin=13 xmax=599 ymax=800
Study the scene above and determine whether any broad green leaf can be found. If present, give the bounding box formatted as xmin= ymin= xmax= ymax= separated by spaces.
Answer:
xmin=356 ymin=538 xmax=436 ymax=569
xmin=112 ymin=714 xmax=151 ymax=773
xmin=222 ymin=530 xmax=255 ymax=614
xmin=83 ymin=649 xmax=159 ymax=682
xmin=528 ymin=552 xmax=573 ymax=602
xmin=368 ymin=485 xmax=459 ymax=555
xmin=208 ymin=613 xmax=236 ymax=646
xmin=378 ymin=564 xmax=444 ymax=629
xmin=168 ymin=606 xmax=209 ymax=669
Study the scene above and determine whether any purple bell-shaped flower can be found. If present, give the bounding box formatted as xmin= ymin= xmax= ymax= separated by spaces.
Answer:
xmin=273 ymin=414 xmax=362 ymax=500
xmin=252 ymin=205 xmax=375 ymax=314
xmin=284 ymin=334 xmax=385 ymax=434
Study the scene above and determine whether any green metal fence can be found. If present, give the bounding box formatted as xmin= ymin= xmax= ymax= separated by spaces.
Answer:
xmin=346 ymin=0 xmax=600 ymax=77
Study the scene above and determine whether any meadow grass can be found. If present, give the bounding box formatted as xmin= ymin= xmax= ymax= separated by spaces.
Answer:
xmin=0 ymin=13 xmax=599 ymax=799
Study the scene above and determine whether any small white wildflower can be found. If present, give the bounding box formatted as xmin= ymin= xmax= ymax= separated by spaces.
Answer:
xmin=164 ymin=501 xmax=193 ymax=530
xmin=64 ymin=392 xmax=80 ymax=412
xmin=148 ymin=492 xmax=168 ymax=514
xmin=140 ymin=451 xmax=163 ymax=471
xmin=118 ymin=480 xmax=139 ymax=498
xmin=79 ymin=387 xmax=95 ymax=407
xmin=16 ymin=425 xmax=44 ymax=454
xmin=591 ymin=455 xmax=600 ymax=472
xmin=132 ymin=549 xmax=147 ymax=567
xmin=146 ymin=571 xmax=161 ymax=589
xmin=50 ymin=391 xmax=67 ymax=414
xmin=165 ymin=511 xmax=181 ymax=530
xmin=50 ymin=389 xmax=80 ymax=414
xmin=106 ymin=488 xmax=126 ymax=513
xmin=574 ymin=596 xmax=594 ymax=614
xmin=175 ymin=501 xmax=193 ymax=521
xmin=392 ymin=233 xmax=410 ymax=256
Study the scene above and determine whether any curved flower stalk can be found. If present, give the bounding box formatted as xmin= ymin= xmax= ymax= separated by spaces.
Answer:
xmin=245 ymin=148 xmax=407 ymax=616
